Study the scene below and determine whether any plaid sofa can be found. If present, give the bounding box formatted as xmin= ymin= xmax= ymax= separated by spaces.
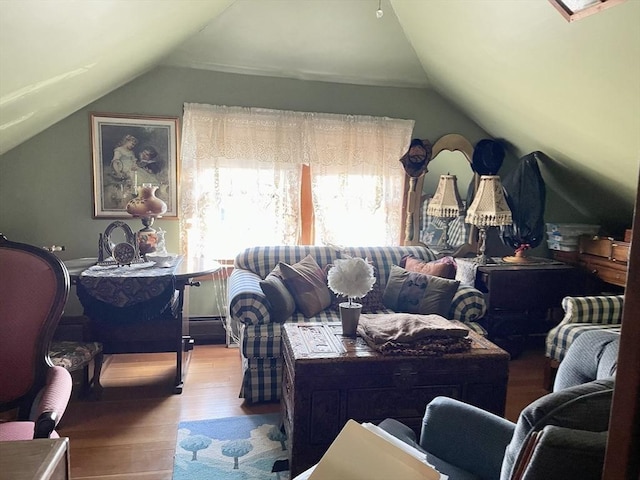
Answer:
xmin=228 ymin=245 xmax=488 ymax=403
xmin=545 ymin=294 xmax=624 ymax=364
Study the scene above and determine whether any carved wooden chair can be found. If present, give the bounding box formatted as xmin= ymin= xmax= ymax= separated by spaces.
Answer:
xmin=0 ymin=234 xmax=73 ymax=440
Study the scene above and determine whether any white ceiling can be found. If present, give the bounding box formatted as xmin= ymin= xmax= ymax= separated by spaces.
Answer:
xmin=1 ymin=0 xmax=639 ymax=220
xmin=162 ymin=0 xmax=428 ymax=89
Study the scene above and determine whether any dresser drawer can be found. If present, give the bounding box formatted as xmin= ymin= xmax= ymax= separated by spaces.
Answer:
xmin=579 ymin=254 xmax=628 ymax=287
xmin=611 ymin=241 xmax=630 ymax=264
xmin=579 ymin=236 xmax=613 ymax=258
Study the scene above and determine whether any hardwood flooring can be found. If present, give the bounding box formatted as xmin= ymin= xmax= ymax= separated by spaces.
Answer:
xmin=58 ymin=340 xmax=549 ymax=479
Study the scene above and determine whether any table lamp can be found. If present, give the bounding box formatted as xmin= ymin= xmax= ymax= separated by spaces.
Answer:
xmin=465 ymin=175 xmax=512 ymax=264
xmin=126 ymin=183 xmax=167 ymax=258
xmin=427 ymin=174 xmax=464 ymax=252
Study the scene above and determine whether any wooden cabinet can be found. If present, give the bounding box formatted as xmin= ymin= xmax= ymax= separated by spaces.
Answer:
xmin=475 ymin=262 xmax=588 ymax=342
xmin=0 ymin=438 xmax=70 ymax=480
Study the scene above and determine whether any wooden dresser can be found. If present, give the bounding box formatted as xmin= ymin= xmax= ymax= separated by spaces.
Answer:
xmin=552 ymin=229 xmax=631 ymax=289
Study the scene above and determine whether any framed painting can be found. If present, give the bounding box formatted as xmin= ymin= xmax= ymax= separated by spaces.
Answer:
xmin=91 ymin=113 xmax=179 ymax=218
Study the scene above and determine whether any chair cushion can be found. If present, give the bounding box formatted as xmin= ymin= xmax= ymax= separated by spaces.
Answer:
xmin=49 ymin=341 xmax=103 ymax=372
xmin=545 ymin=323 xmax=621 ymax=362
xmin=0 ymin=421 xmax=60 ymax=441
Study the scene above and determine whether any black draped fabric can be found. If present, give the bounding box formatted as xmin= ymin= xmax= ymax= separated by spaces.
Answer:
xmin=76 ymin=257 xmax=181 ymax=323
xmin=77 ymin=280 xmax=175 ymax=323
xmin=500 ymin=152 xmax=547 ymax=251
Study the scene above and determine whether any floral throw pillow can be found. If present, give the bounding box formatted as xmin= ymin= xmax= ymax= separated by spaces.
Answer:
xmin=279 ymin=255 xmax=332 ymax=317
xmin=383 ymin=265 xmax=460 ymax=317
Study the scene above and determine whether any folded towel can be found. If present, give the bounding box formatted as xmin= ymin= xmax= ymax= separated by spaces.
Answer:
xmin=358 ymin=313 xmax=469 ymax=345
xmin=357 ymin=313 xmax=471 ymax=356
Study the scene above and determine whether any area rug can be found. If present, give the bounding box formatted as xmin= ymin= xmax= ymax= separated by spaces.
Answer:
xmin=173 ymin=413 xmax=290 ymax=480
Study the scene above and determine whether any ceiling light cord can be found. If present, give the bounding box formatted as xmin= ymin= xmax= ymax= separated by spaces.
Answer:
xmin=376 ymin=0 xmax=383 ymax=18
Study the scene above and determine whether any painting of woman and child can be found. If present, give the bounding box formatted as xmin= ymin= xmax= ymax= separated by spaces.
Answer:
xmin=91 ymin=113 xmax=179 ymax=218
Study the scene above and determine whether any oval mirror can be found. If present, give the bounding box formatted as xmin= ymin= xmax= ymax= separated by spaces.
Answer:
xmin=404 ymin=134 xmax=478 ymax=257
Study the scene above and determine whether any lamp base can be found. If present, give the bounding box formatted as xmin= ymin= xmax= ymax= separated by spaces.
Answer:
xmin=502 ymin=249 xmax=535 ymax=264
xmin=502 ymin=254 xmax=536 ymax=264
xmin=137 ymin=216 xmax=158 ymax=258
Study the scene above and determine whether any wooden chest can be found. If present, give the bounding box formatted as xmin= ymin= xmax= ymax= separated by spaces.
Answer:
xmin=281 ymin=322 xmax=509 ymax=477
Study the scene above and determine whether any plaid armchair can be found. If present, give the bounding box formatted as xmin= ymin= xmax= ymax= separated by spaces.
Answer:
xmin=544 ymin=294 xmax=623 ymax=389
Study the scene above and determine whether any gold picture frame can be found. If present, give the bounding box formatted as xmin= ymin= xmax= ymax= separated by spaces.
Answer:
xmin=91 ymin=112 xmax=179 ymax=218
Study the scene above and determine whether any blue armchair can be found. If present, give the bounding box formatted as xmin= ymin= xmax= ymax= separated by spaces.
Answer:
xmin=378 ymin=330 xmax=619 ymax=480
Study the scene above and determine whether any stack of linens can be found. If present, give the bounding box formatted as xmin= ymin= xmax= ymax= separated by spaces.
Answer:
xmin=357 ymin=313 xmax=471 ymax=356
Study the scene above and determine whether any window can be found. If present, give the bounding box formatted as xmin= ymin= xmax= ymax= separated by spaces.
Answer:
xmin=179 ymin=104 xmax=414 ymax=260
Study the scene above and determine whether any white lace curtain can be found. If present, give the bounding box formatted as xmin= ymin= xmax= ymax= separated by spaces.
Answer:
xmin=179 ymin=103 xmax=414 ymax=258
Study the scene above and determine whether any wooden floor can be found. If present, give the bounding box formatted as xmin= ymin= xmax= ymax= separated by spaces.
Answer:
xmin=58 ymin=340 xmax=550 ymax=479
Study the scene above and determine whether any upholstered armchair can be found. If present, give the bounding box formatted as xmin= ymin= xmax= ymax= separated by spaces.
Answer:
xmin=0 ymin=234 xmax=73 ymax=440
xmin=377 ymin=330 xmax=618 ymax=480
xmin=544 ymin=294 xmax=623 ymax=389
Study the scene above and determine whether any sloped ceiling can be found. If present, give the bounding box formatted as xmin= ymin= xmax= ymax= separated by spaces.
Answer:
xmin=0 ymin=0 xmax=234 ymax=155
xmin=1 ymin=0 xmax=639 ymax=222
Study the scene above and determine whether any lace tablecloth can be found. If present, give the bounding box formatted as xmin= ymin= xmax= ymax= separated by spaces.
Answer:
xmin=77 ymin=256 xmax=183 ymax=322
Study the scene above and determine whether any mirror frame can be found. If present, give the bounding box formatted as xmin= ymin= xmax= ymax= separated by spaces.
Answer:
xmin=403 ymin=134 xmax=479 ymax=257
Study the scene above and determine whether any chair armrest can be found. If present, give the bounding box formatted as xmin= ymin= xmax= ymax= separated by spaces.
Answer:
xmin=518 ymin=425 xmax=606 ymax=480
xmin=558 ymin=295 xmax=624 ymax=326
xmin=377 ymin=418 xmax=426 ymax=454
xmin=449 ymin=285 xmax=487 ymax=324
xmin=228 ymin=269 xmax=273 ymax=327
xmin=30 ymin=366 xmax=72 ymax=433
xmin=419 ymin=396 xmax=515 ymax=480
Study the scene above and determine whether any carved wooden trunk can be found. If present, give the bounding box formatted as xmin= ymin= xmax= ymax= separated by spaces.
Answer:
xmin=281 ymin=322 xmax=509 ymax=477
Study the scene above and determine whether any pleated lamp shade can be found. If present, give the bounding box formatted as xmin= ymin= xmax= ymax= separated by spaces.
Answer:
xmin=465 ymin=175 xmax=513 ymax=227
xmin=427 ymin=175 xmax=464 ymax=219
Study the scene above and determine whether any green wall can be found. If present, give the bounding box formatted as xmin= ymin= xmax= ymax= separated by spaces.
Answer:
xmin=0 ymin=66 xmax=580 ymax=315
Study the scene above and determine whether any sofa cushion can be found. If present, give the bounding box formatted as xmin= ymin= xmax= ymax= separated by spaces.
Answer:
xmin=259 ymin=265 xmax=296 ymax=322
xmin=383 ymin=265 xmax=460 ymax=317
xmin=400 ymin=254 xmax=457 ymax=279
xmin=279 ymin=255 xmax=332 ymax=317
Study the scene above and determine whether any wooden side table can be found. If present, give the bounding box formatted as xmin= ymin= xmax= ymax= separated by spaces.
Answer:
xmin=64 ymin=256 xmax=221 ymax=393
xmin=473 ymin=259 xmax=589 ymax=353
xmin=0 ymin=438 xmax=70 ymax=479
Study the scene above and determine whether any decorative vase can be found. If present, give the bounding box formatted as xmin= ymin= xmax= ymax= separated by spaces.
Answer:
xmin=126 ymin=184 xmax=167 ymax=257
xmin=339 ymin=302 xmax=362 ymax=336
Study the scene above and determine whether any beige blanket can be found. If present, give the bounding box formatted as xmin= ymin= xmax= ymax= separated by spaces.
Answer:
xmin=357 ymin=313 xmax=471 ymax=356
